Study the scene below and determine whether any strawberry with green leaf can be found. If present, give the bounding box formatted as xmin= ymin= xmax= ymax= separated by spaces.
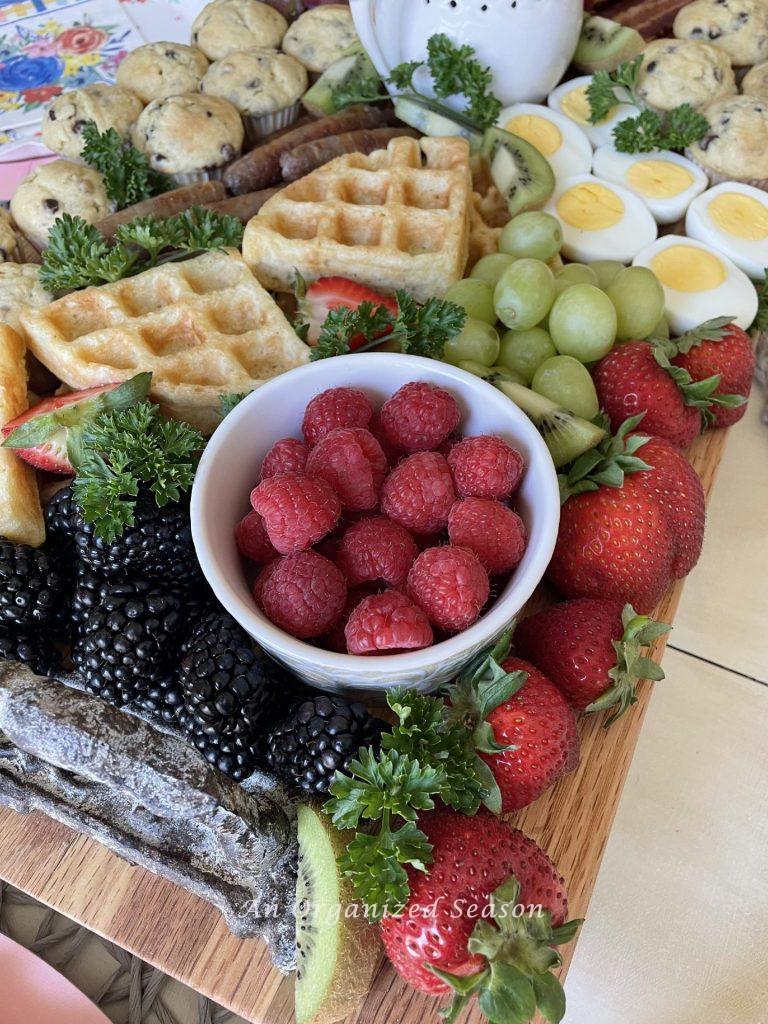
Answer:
xmin=670 ymin=320 xmax=755 ymax=428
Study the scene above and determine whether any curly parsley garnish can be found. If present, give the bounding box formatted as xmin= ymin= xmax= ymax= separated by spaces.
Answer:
xmin=81 ymin=122 xmax=170 ymax=210
xmin=587 ymin=56 xmax=709 ymax=153
xmin=40 ymin=208 xmax=244 ymax=295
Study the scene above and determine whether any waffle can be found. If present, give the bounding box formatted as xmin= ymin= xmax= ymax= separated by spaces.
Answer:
xmin=242 ymin=136 xmax=473 ymax=303
xmin=469 ymin=184 xmax=510 ymax=269
xmin=19 ymin=252 xmax=310 ymax=435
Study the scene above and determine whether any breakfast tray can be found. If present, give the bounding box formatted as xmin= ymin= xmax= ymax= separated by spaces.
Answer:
xmin=0 ymin=2 xmax=741 ymax=1022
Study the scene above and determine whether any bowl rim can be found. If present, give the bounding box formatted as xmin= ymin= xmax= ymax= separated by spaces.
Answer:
xmin=191 ymin=353 xmax=560 ymax=677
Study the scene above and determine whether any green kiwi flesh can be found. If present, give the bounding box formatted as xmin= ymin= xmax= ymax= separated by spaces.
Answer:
xmin=481 ymin=127 xmax=556 ymax=218
xmin=395 ymin=96 xmax=484 ymax=151
xmin=303 ymin=46 xmax=381 ymax=116
xmin=574 ymin=16 xmax=646 ymax=73
xmin=295 ymin=804 xmax=381 ymax=1024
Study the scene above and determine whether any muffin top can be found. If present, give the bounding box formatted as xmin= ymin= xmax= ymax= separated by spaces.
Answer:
xmin=688 ymin=94 xmax=768 ymax=180
xmin=131 ymin=94 xmax=244 ymax=176
xmin=674 ymin=0 xmax=768 ymax=66
xmin=41 ymin=84 xmax=144 ymax=159
xmin=637 ymin=38 xmax=737 ymax=111
xmin=117 ymin=42 xmax=210 ymax=104
xmin=201 ymin=48 xmax=308 ymax=116
xmin=10 ymin=161 xmax=110 ymax=250
xmin=742 ymin=59 xmax=768 ymax=98
xmin=192 ymin=0 xmax=288 ymax=60
xmin=0 ymin=264 xmax=51 ymax=332
xmin=281 ymin=5 xmax=358 ymax=73
xmin=0 ymin=210 xmax=17 ymax=263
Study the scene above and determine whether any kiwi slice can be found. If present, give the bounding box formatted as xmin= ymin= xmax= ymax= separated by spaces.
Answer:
xmin=394 ymin=96 xmax=484 ymax=151
xmin=295 ymin=804 xmax=380 ymax=1024
xmin=303 ymin=46 xmax=381 ymax=116
xmin=481 ymin=127 xmax=555 ymax=218
xmin=574 ymin=15 xmax=646 ymax=73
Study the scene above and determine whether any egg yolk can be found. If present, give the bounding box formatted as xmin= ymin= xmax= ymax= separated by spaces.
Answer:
xmin=651 ymin=246 xmax=726 ymax=292
xmin=708 ymin=192 xmax=768 ymax=241
xmin=557 ymin=183 xmax=624 ymax=230
xmin=505 ymin=114 xmax=562 ymax=157
xmin=627 ymin=160 xmax=694 ymax=199
xmin=560 ymin=85 xmax=614 ymax=126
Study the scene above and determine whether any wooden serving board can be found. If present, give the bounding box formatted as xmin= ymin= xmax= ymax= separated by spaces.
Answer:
xmin=0 ymin=424 xmax=729 ymax=1024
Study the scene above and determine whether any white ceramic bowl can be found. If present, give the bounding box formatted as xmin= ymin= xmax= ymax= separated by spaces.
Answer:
xmin=192 ymin=354 xmax=560 ymax=699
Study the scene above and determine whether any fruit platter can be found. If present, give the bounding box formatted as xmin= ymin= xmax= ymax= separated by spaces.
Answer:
xmin=0 ymin=0 xmax=764 ymax=1022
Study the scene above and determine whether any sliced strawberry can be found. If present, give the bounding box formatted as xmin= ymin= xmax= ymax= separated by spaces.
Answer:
xmin=297 ymin=276 xmax=398 ymax=348
xmin=2 ymin=372 xmax=151 ymax=474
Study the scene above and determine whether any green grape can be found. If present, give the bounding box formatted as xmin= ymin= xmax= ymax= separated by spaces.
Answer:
xmin=469 ymin=253 xmax=516 ymax=288
xmin=443 ymin=318 xmax=500 ymax=367
xmin=553 ymin=262 xmax=599 ymax=297
xmin=652 ymin=314 xmax=670 ymax=340
xmin=498 ymin=327 xmax=557 ymax=384
xmin=444 ymin=278 xmax=497 ymax=325
xmin=499 ymin=211 xmax=563 ymax=262
xmin=590 ymin=259 xmax=625 ymax=291
xmin=606 ymin=266 xmax=666 ymax=341
xmin=494 ymin=259 xmax=555 ymax=332
xmin=532 ymin=355 xmax=600 ymax=420
xmin=549 ymin=284 xmax=617 ymax=362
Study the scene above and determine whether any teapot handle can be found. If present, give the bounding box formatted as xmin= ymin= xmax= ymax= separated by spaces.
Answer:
xmin=349 ymin=0 xmax=393 ymax=80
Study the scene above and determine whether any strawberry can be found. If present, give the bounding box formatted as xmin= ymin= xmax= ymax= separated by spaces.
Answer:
xmin=296 ymin=275 xmax=398 ymax=347
xmin=515 ymin=599 xmax=671 ymax=722
xmin=379 ymin=807 xmax=580 ymax=1023
xmin=671 ymin=320 xmax=754 ymax=429
xmin=1 ymin=373 xmax=151 ymax=474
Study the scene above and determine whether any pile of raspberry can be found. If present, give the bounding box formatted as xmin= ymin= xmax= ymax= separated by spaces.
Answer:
xmin=235 ymin=382 xmax=528 ymax=655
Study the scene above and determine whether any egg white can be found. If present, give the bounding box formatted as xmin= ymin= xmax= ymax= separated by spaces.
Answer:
xmin=633 ymin=235 xmax=758 ymax=333
xmin=547 ymin=75 xmax=635 ymax=149
xmin=686 ymin=182 xmax=768 ymax=281
xmin=593 ymin=147 xmax=708 ymax=225
xmin=497 ymin=103 xmax=592 ymax=181
xmin=543 ymin=174 xmax=658 ymax=264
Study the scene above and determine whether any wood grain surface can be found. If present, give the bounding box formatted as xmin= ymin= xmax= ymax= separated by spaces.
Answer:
xmin=0 ymin=426 xmax=729 ymax=1023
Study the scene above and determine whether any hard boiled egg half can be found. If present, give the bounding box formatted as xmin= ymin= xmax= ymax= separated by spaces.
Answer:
xmin=544 ymin=174 xmax=657 ymax=263
xmin=548 ymin=75 xmax=635 ymax=148
xmin=497 ymin=104 xmax=592 ymax=181
xmin=686 ymin=182 xmax=768 ymax=281
xmin=633 ymin=236 xmax=758 ymax=333
xmin=593 ymin=148 xmax=708 ymax=225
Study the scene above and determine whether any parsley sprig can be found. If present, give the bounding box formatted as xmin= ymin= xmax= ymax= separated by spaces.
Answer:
xmin=332 ymin=33 xmax=501 ymax=132
xmin=40 ymin=208 xmax=244 ymax=294
xmin=309 ymin=291 xmax=466 ymax=361
xmin=752 ymin=272 xmax=768 ymax=333
xmin=587 ymin=56 xmax=709 ymax=153
xmin=81 ymin=122 xmax=170 ymax=210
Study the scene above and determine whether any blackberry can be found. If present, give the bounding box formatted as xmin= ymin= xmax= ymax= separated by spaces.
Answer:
xmin=177 ymin=609 xmax=295 ymax=780
xmin=70 ymin=568 xmax=111 ymax=637
xmin=0 ymin=539 xmax=67 ymax=629
xmin=264 ymin=695 xmax=384 ymax=795
xmin=44 ymin=485 xmax=76 ymax=542
xmin=73 ymin=490 xmax=201 ymax=583
xmin=0 ymin=628 xmax=62 ymax=676
xmin=71 ymin=580 xmax=183 ymax=706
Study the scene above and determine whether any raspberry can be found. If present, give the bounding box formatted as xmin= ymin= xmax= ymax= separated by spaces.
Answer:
xmin=306 ymin=428 xmax=387 ymax=511
xmin=302 ymin=387 xmax=373 ymax=446
xmin=336 ymin=516 xmax=419 ymax=587
xmin=448 ymin=498 xmax=527 ymax=575
xmin=380 ymin=452 xmax=456 ymax=535
xmin=259 ymin=551 xmax=347 ymax=639
xmin=260 ymin=437 xmax=309 ymax=480
xmin=253 ymin=558 xmax=280 ymax=606
xmin=345 ymin=591 xmax=433 ymax=655
xmin=407 ymin=545 xmax=489 ymax=633
xmin=379 ymin=382 xmax=461 ymax=452
xmin=448 ymin=435 xmax=525 ymax=500
xmin=251 ymin=473 xmax=341 ymax=554
xmin=368 ymin=411 xmax=400 ymax=466
xmin=324 ymin=588 xmax=370 ymax=653
xmin=235 ymin=510 xmax=278 ymax=563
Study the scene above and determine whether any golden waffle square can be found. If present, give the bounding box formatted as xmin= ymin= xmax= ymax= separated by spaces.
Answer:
xmin=242 ymin=136 xmax=473 ymax=303
xmin=19 ymin=251 xmax=311 ymax=435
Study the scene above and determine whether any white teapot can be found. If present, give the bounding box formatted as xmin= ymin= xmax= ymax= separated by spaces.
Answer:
xmin=349 ymin=0 xmax=584 ymax=106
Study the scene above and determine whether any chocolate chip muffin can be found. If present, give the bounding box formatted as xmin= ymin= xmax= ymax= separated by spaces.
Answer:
xmin=742 ymin=59 xmax=768 ymax=98
xmin=192 ymin=0 xmax=288 ymax=61
xmin=638 ymin=38 xmax=737 ymax=111
xmin=674 ymin=0 xmax=768 ymax=66
xmin=687 ymin=94 xmax=768 ymax=186
xmin=0 ymin=264 xmax=51 ymax=329
xmin=131 ymin=94 xmax=244 ymax=185
xmin=117 ymin=42 xmax=209 ymax=104
xmin=10 ymin=161 xmax=110 ymax=250
xmin=281 ymin=5 xmax=358 ymax=73
xmin=0 ymin=211 xmax=17 ymax=263
xmin=201 ymin=48 xmax=307 ymax=141
xmin=41 ymin=84 xmax=144 ymax=160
